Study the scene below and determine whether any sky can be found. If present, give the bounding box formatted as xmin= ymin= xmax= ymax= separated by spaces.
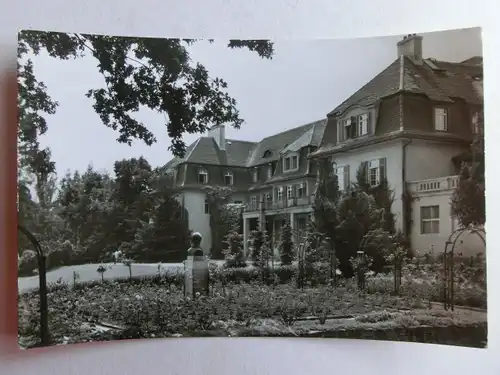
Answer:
xmin=26 ymin=27 xmax=482 ymax=178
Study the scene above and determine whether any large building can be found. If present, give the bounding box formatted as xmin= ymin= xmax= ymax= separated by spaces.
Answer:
xmin=164 ymin=119 xmax=326 ymax=254
xmin=165 ymin=34 xmax=485 ymax=257
xmin=311 ymin=34 xmax=484 ymax=256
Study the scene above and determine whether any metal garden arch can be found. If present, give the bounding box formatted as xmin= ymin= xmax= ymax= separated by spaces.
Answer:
xmin=443 ymin=226 xmax=485 ymax=311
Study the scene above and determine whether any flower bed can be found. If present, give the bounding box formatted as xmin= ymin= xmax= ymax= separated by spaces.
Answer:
xmin=39 ymin=259 xmax=485 ymax=309
xmin=18 ymin=277 xmax=487 ymax=348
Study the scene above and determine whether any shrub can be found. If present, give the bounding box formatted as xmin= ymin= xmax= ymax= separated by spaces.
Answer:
xmin=18 ymin=250 xmax=38 ymax=277
xmin=280 ymin=221 xmax=294 ymax=265
xmin=222 ymin=231 xmax=246 ymax=268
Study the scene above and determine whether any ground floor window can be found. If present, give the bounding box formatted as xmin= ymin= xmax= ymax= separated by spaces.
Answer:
xmin=420 ymin=205 xmax=440 ymax=234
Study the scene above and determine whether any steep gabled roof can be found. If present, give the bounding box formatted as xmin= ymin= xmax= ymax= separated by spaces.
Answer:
xmin=327 ymin=55 xmax=483 ymax=117
xmin=163 ymin=119 xmax=327 ymax=170
xmin=247 ymin=119 xmax=327 ymax=167
xmin=313 ymin=54 xmax=483 ymax=158
xmin=164 ymin=137 xmax=256 ymax=169
xmin=280 ymin=119 xmax=326 ymax=154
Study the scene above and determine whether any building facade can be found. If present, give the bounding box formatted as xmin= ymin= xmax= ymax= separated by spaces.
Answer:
xmin=164 ymin=120 xmax=326 ymax=255
xmin=165 ymin=34 xmax=484 ymax=258
xmin=311 ymin=34 xmax=485 ymax=257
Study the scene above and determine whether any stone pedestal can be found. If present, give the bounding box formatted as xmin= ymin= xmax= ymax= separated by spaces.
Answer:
xmin=184 ymin=232 xmax=209 ymax=297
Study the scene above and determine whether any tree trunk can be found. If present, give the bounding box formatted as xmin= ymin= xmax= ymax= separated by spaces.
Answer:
xmin=18 ymin=224 xmax=50 ymax=346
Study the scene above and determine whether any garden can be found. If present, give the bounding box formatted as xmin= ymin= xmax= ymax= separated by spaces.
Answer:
xmin=17 ymin=150 xmax=487 ymax=349
xmin=18 ymin=254 xmax=487 ymax=349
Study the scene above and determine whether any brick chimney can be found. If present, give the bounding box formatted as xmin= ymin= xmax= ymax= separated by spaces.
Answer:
xmin=208 ymin=124 xmax=226 ymax=150
xmin=397 ymin=34 xmax=423 ymax=64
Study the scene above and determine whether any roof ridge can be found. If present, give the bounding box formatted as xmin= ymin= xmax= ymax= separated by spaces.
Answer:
xmin=184 ymin=138 xmax=201 ymax=161
xmin=327 ymin=58 xmax=400 ymax=116
xmin=225 ymin=138 xmax=257 ymax=144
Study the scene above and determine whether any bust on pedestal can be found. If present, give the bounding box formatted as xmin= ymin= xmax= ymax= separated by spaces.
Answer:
xmin=184 ymin=232 xmax=209 ymax=297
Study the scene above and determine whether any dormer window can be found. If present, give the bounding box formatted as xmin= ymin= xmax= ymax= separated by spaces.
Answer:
xmin=434 ymin=108 xmax=448 ymax=131
xmin=263 ymin=150 xmax=272 ymax=158
xmin=224 ymin=171 xmax=234 ymax=185
xmin=338 ymin=117 xmax=356 ymax=141
xmin=358 ymin=113 xmax=369 ymax=136
xmin=283 ymin=153 xmax=299 ymax=172
xmin=338 ymin=113 xmax=370 ymax=142
xmin=198 ymin=168 xmax=208 ymax=184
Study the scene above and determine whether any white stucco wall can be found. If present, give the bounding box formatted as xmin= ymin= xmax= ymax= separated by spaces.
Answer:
xmin=405 ymin=139 xmax=466 ymax=181
xmin=331 ymin=139 xmax=404 ymax=231
xmin=181 ymin=190 xmax=212 ymax=254
xmin=410 ymin=192 xmax=485 ymax=257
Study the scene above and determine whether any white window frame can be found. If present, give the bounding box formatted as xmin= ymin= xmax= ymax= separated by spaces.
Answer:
xmin=283 ymin=153 xmax=299 ymax=173
xmin=358 ymin=113 xmax=369 ymax=136
xmin=297 ymin=182 xmax=306 ymax=198
xmin=367 ymin=159 xmax=381 ymax=187
xmin=420 ymin=205 xmax=440 ymax=234
xmin=198 ymin=168 xmax=208 ymax=184
xmin=334 ymin=165 xmax=345 ymax=191
xmin=434 ymin=108 xmax=448 ymax=131
xmin=277 ymin=186 xmax=284 ymax=201
xmin=343 ymin=118 xmax=351 ymax=140
xmin=252 ymin=169 xmax=258 ymax=183
xmin=250 ymin=196 xmax=257 ymax=210
xmin=287 ymin=186 xmax=293 ymax=200
xmin=224 ymin=171 xmax=234 ymax=185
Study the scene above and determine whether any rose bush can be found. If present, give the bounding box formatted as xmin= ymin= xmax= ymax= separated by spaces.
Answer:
xmin=19 ymin=280 xmax=420 ymax=346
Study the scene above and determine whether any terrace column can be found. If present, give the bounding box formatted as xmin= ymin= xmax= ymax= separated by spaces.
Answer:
xmin=259 ymin=194 xmax=265 ymax=231
xmin=290 ymin=212 xmax=295 ymax=244
xmin=243 ymin=217 xmax=250 ymax=255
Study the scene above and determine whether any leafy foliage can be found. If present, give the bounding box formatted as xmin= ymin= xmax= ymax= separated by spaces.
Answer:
xmin=249 ymin=229 xmax=264 ymax=266
xmin=204 ymin=186 xmax=236 ymax=258
xmin=450 ymin=110 xmax=485 ymax=229
xmin=18 ymin=157 xmax=191 ymax=275
xmin=355 ymin=164 xmax=395 ymax=234
xmin=279 ymin=219 xmax=294 ymax=265
xmin=451 ymin=164 xmax=485 ymax=228
xmin=335 ymin=191 xmax=385 ymax=277
xmin=313 ymin=158 xmax=340 ymax=243
xmin=222 ymin=231 xmax=246 ymax=268
xmin=18 ymin=31 xmax=274 ymax=157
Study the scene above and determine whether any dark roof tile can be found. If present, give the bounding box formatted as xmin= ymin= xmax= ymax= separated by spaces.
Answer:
xmin=164 ymin=119 xmax=326 ymax=171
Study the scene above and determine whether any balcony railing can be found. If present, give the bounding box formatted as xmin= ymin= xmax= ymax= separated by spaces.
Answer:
xmin=244 ymin=195 xmax=314 ymax=212
xmin=408 ymin=175 xmax=459 ymax=194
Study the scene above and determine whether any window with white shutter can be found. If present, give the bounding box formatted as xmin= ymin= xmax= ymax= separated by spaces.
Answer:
xmin=358 ymin=113 xmax=369 ymax=136
xmin=365 ymin=158 xmax=386 ymax=187
xmin=277 ymin=187 xmax=283 ymax=201
xmin=335 ymin=166 xmax=345 ymax=191
xmin=434 ymin=108 xmax=448 ymax=131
